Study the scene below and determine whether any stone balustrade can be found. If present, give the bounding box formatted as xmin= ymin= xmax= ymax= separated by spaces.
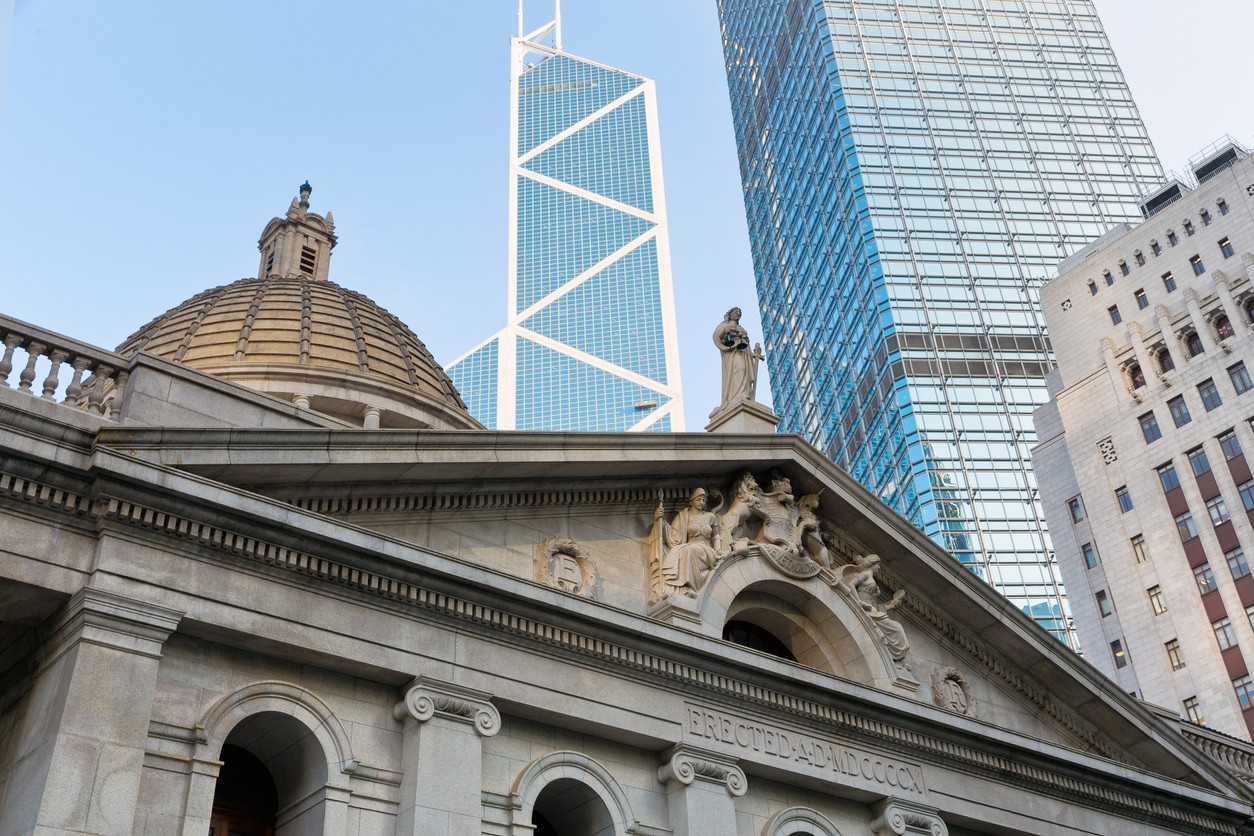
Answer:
xmin=0 ymin=314 xmax=129 ymax=419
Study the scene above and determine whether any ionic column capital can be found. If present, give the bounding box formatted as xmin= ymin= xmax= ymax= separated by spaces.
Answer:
xmin=658 ymin=743 xmax=747 ymax=797
xmin=393 ymin=676 xmax=500 ymax=737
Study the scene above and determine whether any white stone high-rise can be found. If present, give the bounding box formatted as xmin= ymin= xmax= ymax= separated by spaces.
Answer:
xmin=1034 ymin=139 xmax=1254 ymax=740
xmin=448 ymin=9 xmax=684 ymax=432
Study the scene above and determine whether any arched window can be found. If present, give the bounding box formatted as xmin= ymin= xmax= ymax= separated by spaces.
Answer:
xmin=723 ymin=619 xmax=798 ymax=661
xmin=512 ymin=752 xmax=638 ymax=836
xmin=1186 ymin=331 xmax=1205 ymax=357
xmin=1216 ymin=314 xmax=1235 ymax=341
xmin=532 ymin=778 xmax=615 ymax=836
xmin=1128 ymin=364 xmax=1146 ymax=389
xmin=1157 ymin=347 xmax=1175 ymax=373
xmin=211 ymin=744 xmax=278 ymax=836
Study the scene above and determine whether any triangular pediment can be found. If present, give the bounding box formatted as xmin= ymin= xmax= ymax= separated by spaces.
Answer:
xmin=93 ymin=422 xmax=1253 ymax=799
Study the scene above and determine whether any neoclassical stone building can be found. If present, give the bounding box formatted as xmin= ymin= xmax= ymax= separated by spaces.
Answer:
xmin=3 ymin=190 xmax=1254 ymax=835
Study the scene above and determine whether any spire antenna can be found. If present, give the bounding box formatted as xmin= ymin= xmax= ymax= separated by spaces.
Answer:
xmin=554 ymin=0 xmax=563 ymax=50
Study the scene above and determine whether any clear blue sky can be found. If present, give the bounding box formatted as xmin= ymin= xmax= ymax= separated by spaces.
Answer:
xmin=1 ymin=1 xmax=1251 ymax=428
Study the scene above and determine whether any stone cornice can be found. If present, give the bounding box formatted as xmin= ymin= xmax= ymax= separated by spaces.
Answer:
xmin=658 ymin=744 xmax=747 ymax=796
xmin=38 ymin=588 xmax=183 ymax=675
xmin=393 ymin=677 xmax=500 ymax=737
xmin=1 ymin=463 xmax=1249 ymax=830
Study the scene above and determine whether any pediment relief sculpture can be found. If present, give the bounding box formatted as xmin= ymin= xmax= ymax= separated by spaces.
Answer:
xmin=649 ymin=488 xmax=724 ymax=603
xmin=834 ymin=553 xmax=911 ymax=670
xmin=930 ymin=666 xmax=976 ymax=718
xmin=535 ymin=536 xmax=598 ymax=599
xmin=723 ymin=471 xmax=825 ymax=580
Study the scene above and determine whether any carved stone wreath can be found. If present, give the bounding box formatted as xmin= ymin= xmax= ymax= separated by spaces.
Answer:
xmin=534 ymin=536 xmax=598 ymax=599
xmin=930 ymin=666 xmax=976 ymax=718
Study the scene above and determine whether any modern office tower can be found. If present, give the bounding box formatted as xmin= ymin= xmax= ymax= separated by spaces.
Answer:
xmin=1035 ymin=140 xmax=1254 ymax=740
xmin=447 ymin=10 xmax=684 ymax=432
xmin=715 ymin=0 xmax=1164 ymax=644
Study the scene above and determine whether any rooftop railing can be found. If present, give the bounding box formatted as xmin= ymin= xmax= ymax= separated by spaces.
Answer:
xmin=0 ymin=314 xmax=129 ymax=420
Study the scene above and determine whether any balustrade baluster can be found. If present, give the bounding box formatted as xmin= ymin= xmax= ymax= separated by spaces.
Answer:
xmin=18 ymin=342 xmax=45 ymax=393
xmin=0 ymin=334 xmax=21 ymax=387
xmin=42 ymin=349 xmax=69 ymax=400
xmin=65 ymin=357 xmax=91 ymax=405
xmin=87 ymin=366 xmax=112 ymax=415
xmin=106 ymin=369 xmax=129 ymax=420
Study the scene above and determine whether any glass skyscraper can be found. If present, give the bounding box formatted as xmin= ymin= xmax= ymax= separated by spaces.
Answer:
xmin=716 ymin=0 xmax=1163 ymax=645
xmin=448 ymin=16 xmax=684 ymax=432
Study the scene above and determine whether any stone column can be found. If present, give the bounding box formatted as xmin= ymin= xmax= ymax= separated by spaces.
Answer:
xmin=1185 ymin=289 xmax=1216 ymax=354
xmin=1152 ymin=304 xmax=1180 ymax=377
xmin=1098 ymin=337 xmax=1128 ymax=400
xmin=870 ymin=797 xmax=948 ymax=835
xmin=658 ymin=744 xmax=746 ymax=836
xmin=393 ymin=677 xmax=501 ymax=836
xmin=0 ymin=589 xmax=182 ymax=836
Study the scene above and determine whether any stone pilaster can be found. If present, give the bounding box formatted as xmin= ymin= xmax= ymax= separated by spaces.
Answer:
xmin=0 ymin=589 xmax=181 ymax=836
xmin=393 ymin=676 xmax=500 ymax=836
xmin=870 ymin=797 xmax=948 ymax=836
xmin=1185 ymin=289 xmax=1216 ymax=354
xmin=658 ymin=744 xmax=746 ymax=836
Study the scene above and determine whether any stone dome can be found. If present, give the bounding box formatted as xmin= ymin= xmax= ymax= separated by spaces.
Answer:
xmin=116 ymin=188 xmax=480 ymax=430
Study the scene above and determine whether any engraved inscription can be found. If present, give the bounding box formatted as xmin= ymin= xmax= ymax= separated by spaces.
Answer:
xmin=685 ymin=705 xmax=926 ymax=795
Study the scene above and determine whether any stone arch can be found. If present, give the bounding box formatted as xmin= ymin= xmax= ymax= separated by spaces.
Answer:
xmin=184 ymin=681 xmax=355 ymax=834
xmin=700 ymin=556 xmax=897 ymax=688
xmin=764 ymin=806 xmax=844 ymax=836
xmin=511 ymin=751 xmax=640 ymax=835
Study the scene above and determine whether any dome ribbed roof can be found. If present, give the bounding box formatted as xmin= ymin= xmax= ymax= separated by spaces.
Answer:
xmin=118 ymin=275 xmax=478 ymax=429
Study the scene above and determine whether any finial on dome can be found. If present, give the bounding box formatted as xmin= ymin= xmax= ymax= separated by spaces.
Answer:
xmin=299 ymin=181 xmax=312 ymax=210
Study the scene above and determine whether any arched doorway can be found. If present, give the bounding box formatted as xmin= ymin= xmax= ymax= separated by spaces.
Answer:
xmin=210 ymin=744 xmax=277 ymax=835
xmin=531 ymin=777 xmax=615 ymax=836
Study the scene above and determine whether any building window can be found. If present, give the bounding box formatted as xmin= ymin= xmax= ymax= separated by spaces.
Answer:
xmin=1096 ymin=590 xmax=1113 ymax=617
xmin=1134 ymin=288 xmax=1148 ymax=309
xmin=1152 ymin=239 xmax=1163 ymax=255
xmin=1162 ymin=271 xmax=1177 ymax=292
xmin=1082 ymin=541 xmax=1099 ymax=568
xmin=1148 ymin=584 xmax=1166 ymax=614
xmin=1140 ymin=411 xmax=1162 ymax=443
xmin=1067 ymin=496 xmax=1084 ymax=523
xmin=1132 ymin=534 xmax=1150 ymax=563
xmin=1157 ymin=462 xmax=1181 ymax=492
xmin=1088 ymin=280 xmax=1098 ymax=295
xmin=1226 ymin=546 xmax=1250 ymax=579
xmin=1119 ymin=260 xmax=1130 ymax=276
xmin=1219 ymin=199 xmax=1230 ymax=215
xmin=1185 ymin=330 xmax=1204 ymax=357
xmin=1191 ymin=255 xmax=1206 ymax=276
xmin=1111 ymin=639 xmax=1129 ymax=668
xmin=1168 ymin=231 xmax=1179 ymax=247
xmin=1215 ymin=617 xmax=1239 ymax=650
xmin=1201 ymin=210 xmax=1212 ymax=226
xmin=1184 ymin=696 xmax=1205 ymax=724
xmin=1216 ymin=315 xmax=1235 ymax=341
xmin=1177 ymin=512 xmax=1199 ymax=542
xmin=298 ymin=246 xmax=317 ymax=276
xmin=1168 ymin=395 xmax=1192 ymax=427
xmin=1166 ymin=639 xmax=1186 ymax=670
xmin=1234 ymin=675 xmax=1254 ymax=710
xmin=1219 ymin=430 xmax=1244 ymax=460
xmin=1103 ymin=270 xmax=1114 ymax=286
xmin=1230 ymin=362 xmax=1253 ymax=395
xmin=1247 ymin=604 xmax=1254 ymax=634
xmin=1220 ymin=237 xmax=1235 ymax=258
xmin=1115 ymin=485 xmax=1133 ymax=513
xmin=1199 ymin=378 xmax=1223 ymax=411
xmin=1195 ymin=561 xmax=1217 ymax=593
xmin=1239 ymin=479 xmax=1254 ymax=512
xmin=1128 ymin=364 xmax=1146 ymax=389
xmin=1188 ymin=446 xmax=1212 ymax=476
xmin=1247 ymin=297 xmax=1254 ymax=325
xmin=1157 ymin=347 xmax=1175 ymax=372
xmin=1108 ymin=305 xmax=1122 ymax=325
xmin=1135 ymin=250 xmax=1146 ymax=266
xmin=1185 ymin=220 xmax=1196 ymax=236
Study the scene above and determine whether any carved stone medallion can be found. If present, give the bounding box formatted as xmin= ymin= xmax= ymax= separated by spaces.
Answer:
xmin=535 ymin=536 xmax=598 ymax=598
xmin=930 ymin=666 xmax=976 ymax=717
